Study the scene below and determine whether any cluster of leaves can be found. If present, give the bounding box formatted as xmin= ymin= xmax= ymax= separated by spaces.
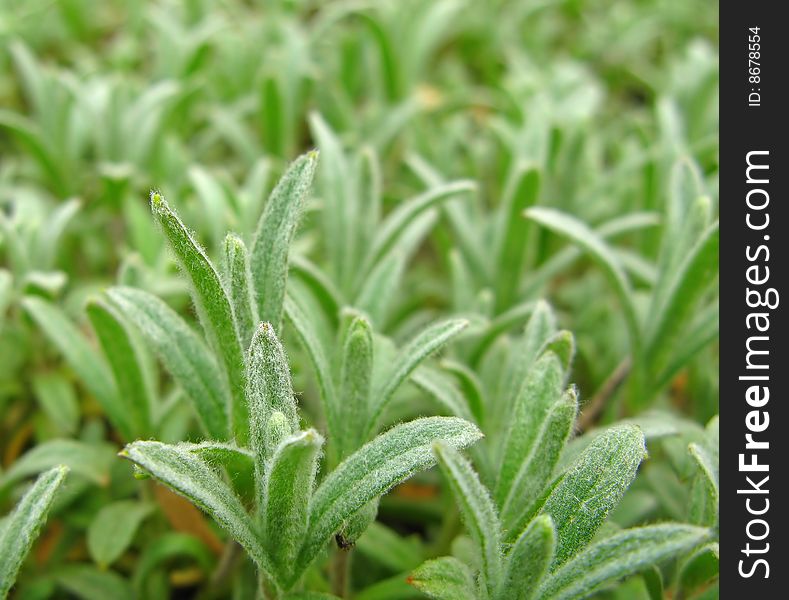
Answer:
xmin=1 ymin=1 xmax=717 ymax=599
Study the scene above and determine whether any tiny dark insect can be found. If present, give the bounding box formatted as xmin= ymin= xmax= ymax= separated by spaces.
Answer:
xmin=335 ymin=533 xmax=355 ymax=550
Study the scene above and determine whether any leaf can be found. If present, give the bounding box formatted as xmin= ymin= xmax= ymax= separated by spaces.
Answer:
xmin=150 ymin=192 xmax=247 ymax=443
xmin=539 ymin=425 xmax=647 ymax=566
xmin=247 ymin=323 xmax=300 ymax=491
xmin=467 ymin=301 xmax=538 ymax=367
xmin=284 ymin=292 xmax=338 ymax=439
xmin=263 ymin=429 xmax=324 ymax=584
xmin=412 ymin=366 xmax=474 ymax=422
xmin=21 ymin=296 xmax=125 ymax=437
xmin=31 ymin=372 xmax=79 ymax=435
xmin=52 ymin=564 xmax=134 ymax=600
xmin=0 ymin=466 xmax=69 ymax=599
xmin=87 ymin=501 xmax=155 ymax=568
xmin=525 ymin=207 xmax=640 ymax=353
xmin=495 ymin=165 xmax=540 ymax=312
xmin=501 ymin=387 xmax=578 ymax=537
xmin=0 ymin=110 xmax=67 ymax=195
xmin=495 ymin=351 xmax=564 ymax=507
xmin=355 ymin=522 xmax=423 ymax=573
xmin=338 ymin=313 xmax=374 ymax=457
xmin=35 ymin=197 xmax=81 ymax=270
xmin=107 ymin=287 xmax=229 ymax=440
xmin=179 ymin=441 xmax=254 ymax=468
xmin=368 ymin=318 xmax=469 ymax=434
xmin=678 ymin=542 xmax=719 ymax=593
xmin=408 ymin=557 xmax=477 ymax=600
xmin=296 ymin=417 xmax=482 ymax=577
xmin=308 ymin=113 xmax=356 ymax=291
xmin=434 ymin=443 xmax=502 ymax=596
xmin=359 ymin=180 xmax=476 ymax=285
xmin=354 ymin=251 xmax=407 ymax=328
xmin=133 ymin=532 xmax=215 ymax=592
xmin=250 ymin=151 xmax=319 ymax=331
xmin=290 ymin=255 xmax=343 ymax=328
xmin=86 ymin=297 xmax=154 ymax=439
xmin=224 ymin=233 xmax=258 ymax=350
xmin=536 ymin=524 xmax=710 ymax=600
xmin=644 ymin=222 xmax=719 ymax=377
xmin=0 ymin=440 xmax=113 ymax=492
xmin=440 ymin=359 xmax=486 ymax=425
xmin=688 ymin=443 xmax=719 ymax=527
xmin=655 ymin=303 xmax=718 ymax=389
xmin=120 ymin=441 xmax=271 ymax=575
xmin=497 ymin=515 xmax=556 ymax=600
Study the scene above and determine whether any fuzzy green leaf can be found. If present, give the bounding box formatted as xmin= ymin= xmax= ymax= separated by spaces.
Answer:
xmin=644 ymin=222 xmax=719 ymax=376
xmin=0 ymin=440 xmax=113 ymax=492
xmin=368 ymin=318 xmax=469 ymax=434
xmin=338 ymin=313 xmax=374 ymax=457
xmin=132 ymin=533 xmax=215 ymax=592
xmin=678 ymin=542 xmax=719 ymax=594
xmin=496 ymin=300 xmax=557 ymax=428
xmin=108 ymin=287 xmax=229 ymax=440
xmin=354 ymin=251 xmax=407 ymax=328
xmin=359 ymin=180 xmax=476 ymax=284
xmin=0 ymin=466 xmax=69 ymax=599
xmin=52 ymin=564 xmax=134 ymax=600
xmin=409 ymin=557 xmax=477 ymax=600
xmin=497 ymin=515 xmax=556 ymax=600
xmin=355 ymin=522 xmax=423 ymax=573
xmin=537 ymin=524 xmax=710 ymax=600
xmin=284 ymin=292 xmax=338 ymax=441
xmin=434 ymin=443 xmax=502 ymax=596
xmin=150 ymin=192 xmax=247 ymax=443
xmin=250 ymin=151 xmax=319 ymax=331
xmin=247 ymin=323 xmax=300 ymax=491
xmin=31 ymin=372 xmax=79 ymax=436
xmin=297 ymin=417 xmax=482 ymax=576
xmin=441 ymin=360 xmax=486 ymax=425
xmin=495 ymin=351 xmax=565 ymax=507
xmin=525 ymin=207 xmax=640 ymax=353
xmin=501 ymin=387 xmax=578 ymax=538
xmin=495 ymin=165 xmax=540 ymax=312
xmin=120 ymin=441 xmax=270 ymax=575
xmin=688 ymin=443 xmax=719 ymax=527
xmin=412 ymin=366 xmax=474 ymax=422
xmin=290 ymin=256 xmax=343 ymax=328
xmin=86 ymin=297 xmax=154 ymax=439
xmin=21 ymin=296 xmax=125 ymax=438
xmin=263 ymin=430 xmax=324 ymax=585
xmin=539 ymin=425 xmax=647 ymax=567
xmin=87 ymin=501 xmax=154 ymax=568
xmin=224 ymin=233 xmax=258 ymax=350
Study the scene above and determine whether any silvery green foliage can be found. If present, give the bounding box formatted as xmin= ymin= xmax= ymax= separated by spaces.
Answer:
xmin=108 ymin=286 xmax=229 ymax=440
xmin=433 ymin=444 xmax=502 ymax=597
xmin=151 ymin=190 xmax=249 ymax=442
xmin=224 ymin=232 xmax=257 ymax=350
xmin=250 ymin=151 xmax=318 ymax=332
xmin=536 ymin=524 xmax=710 ymax=600
xmin=0 ymin=465 xmax=69 ymax=599
xmin=409 ymin=306 xmax=710 ymax=600
xmin=122 ymin=320 xmax=482 ymax=594
xmin=539 ymin=425 xmax=647 ymax=567
xmin=409 ymin=556 xmax=477 ymax=600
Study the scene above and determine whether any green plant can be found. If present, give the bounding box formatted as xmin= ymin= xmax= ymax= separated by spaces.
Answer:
xmin=0 ymin=2 xmax=718 ymax=598
xmin=107 ymin=155 xmax=482 ymax=598
xmin=0 ymin=466 xmax=69 ymax=597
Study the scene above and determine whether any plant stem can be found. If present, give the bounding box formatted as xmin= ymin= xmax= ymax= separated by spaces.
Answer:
xmin=331 ymin=548 xmax=352 ymax=598
xmin=577 ymin=357 xmax=632 ymax=432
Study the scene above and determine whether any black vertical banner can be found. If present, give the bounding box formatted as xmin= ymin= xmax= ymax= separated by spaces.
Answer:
xmin=721 ymin=1 xmax=787 ymax=596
